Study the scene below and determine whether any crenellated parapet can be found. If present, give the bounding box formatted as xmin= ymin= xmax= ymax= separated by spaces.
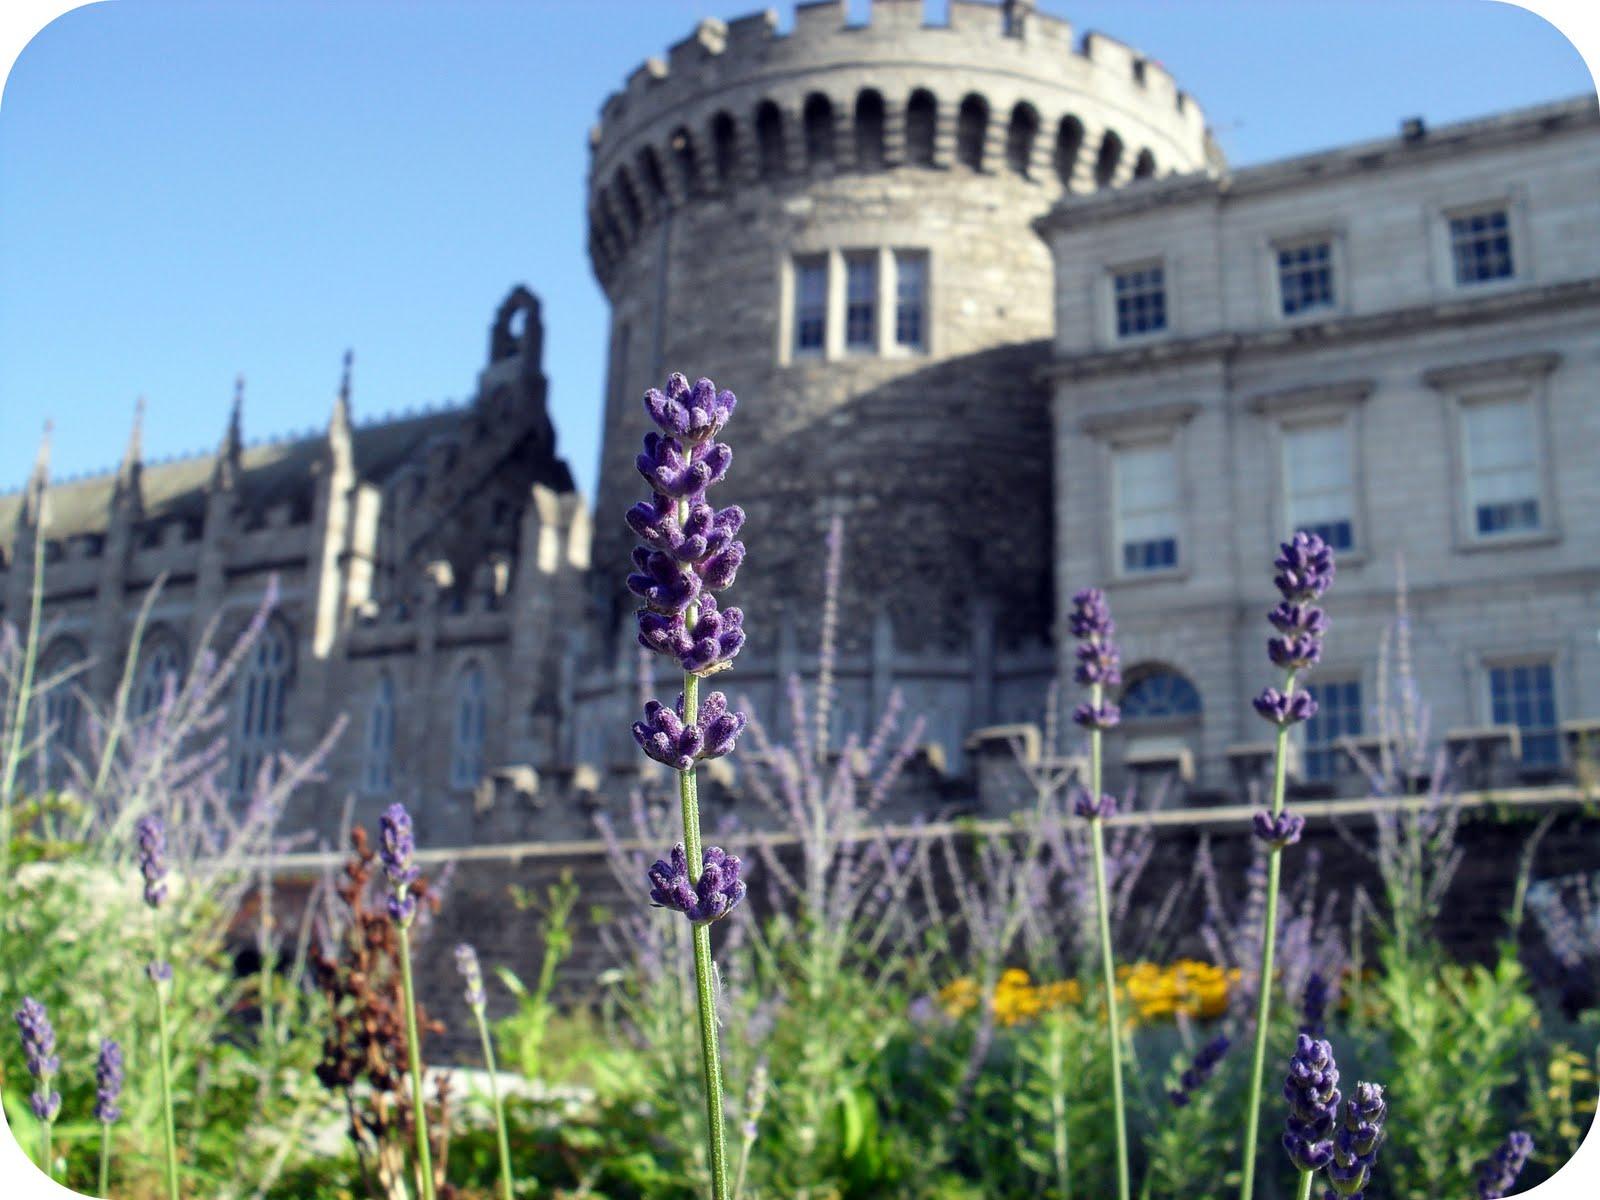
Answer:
xmin=586 ymin=0 xmax=1213 ymax=282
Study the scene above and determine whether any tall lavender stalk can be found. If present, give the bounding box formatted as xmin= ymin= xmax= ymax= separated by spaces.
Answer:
xmin=95 ymin=1037 xmax=124 ymax=1197
xmin=1067 ymin=587 xmax=1130 ymax=1200
xmin=136 ymin=813 xmax=182 ymax=1200
xmin=379 ymin=802 xmax=436 ymax=1200
xmin=456 ymin=944 xmax=514 ymax=1200
xmin=13 ymin=997 xmax=61 ymax=1177
xmin=629 ymin=373 xmax=749 ymax=1200
xmin=1241 ymin=532 xmax=1336 ymax=1200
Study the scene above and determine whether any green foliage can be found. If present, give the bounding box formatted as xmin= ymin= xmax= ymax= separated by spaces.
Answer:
xmin=493 ymin=872 xmax=579 ymax=1082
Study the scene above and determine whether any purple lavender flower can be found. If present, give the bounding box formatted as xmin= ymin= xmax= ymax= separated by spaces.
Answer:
xmin=379 ymin=802 xmax=421 ymax=925
xmin=1072 ymin=700 xmax=1121 ymax=731
xmin=1169 ymin=1033 xmax=1231 ymax=1107
xmin=644 ymin=373 xmax=736 ymax=444
xmin=14 ymin=997 xmax=61 ymax=1123
xmin=1068 ymin=587 xmax=1116 ymax=640
xmin=1268 ymin=634 xmax=1323 ymax=671
xmin=633 ymin=690 xmax=747 ymax=771
xmin=95 ymin=1039 xmax=124 ymax=1124
xmin=455 ymin=943 xmax=487 ymax=1010
xmin=648 ymin=843 xmax=747 ymax=924
xmin=147 ymin=961 xmax=173 ymax=984
xmin=1283 ymin=1034 xmax=1341 ymax=1173
xmin=636 ymin=431 xmax=732 ymax=498
xmin=1324 ymin=1081 xmax=1387 ymax=1199
xmin=1301 ymin=971 xmax=1330 ymax=1038
xmin=1074 ymin=791 xmax=1118 ymax=820
xmin=135 ymin=813 xmax=169 ymax=909
xmin=1476 ymin=1131 xmax=1534 ymax=1200
xmin=1274 ymin=532 xmax=1336 ymax=602
xmin=1253 ymin=809 xmax=1306 ymax=849
xmin=1253 ymin=687 xmax=1319 ymax=727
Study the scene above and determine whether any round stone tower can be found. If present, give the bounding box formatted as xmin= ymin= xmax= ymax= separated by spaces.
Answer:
xmin=578 ymin=0 xmax=1211 ymax=766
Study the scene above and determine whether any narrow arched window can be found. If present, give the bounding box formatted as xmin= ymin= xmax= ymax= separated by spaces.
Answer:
xmin=906 ymin=89 xmax=937 ymax=166
xmin=1134 ymin=148 xmax=1156 ymax=180
xmin=235 ymin=621 xmax=292 ymax=796
xmin=670 ymin=126 xmax=698 ymax=196
xmin=133 ymin=635 xmax=184 ymax=720
xmin=362 ymin=674 xmax=396 ymax=795
xmin=803 ymin=93 xmax=835 ymax=166
xmin=1055 ymin=115 xmax=1085 ymax=188
xmin=854 ymin=89 xmax=885 ymax=169
xmin=615 ymin=169 xmax=643 ymax=231
xmin=957 ymin=94 xmax=989 ymax=170
xmin=1095 ymin=129 xmax=1124 ymax=188
xmin=450 ymin=664 xmax=487 ymax=789
xmin=35 ymin=639 xmax=86 ymax=790
xmin=1006 ymin=102 xmax=1039 ymax=177
xmin=710 ymin=111 xmax=738 ymax=185
xmin=638 ymin=147 xmax=668 ymax=214
xmin=755 ymin=100 xmax=786 ymax=178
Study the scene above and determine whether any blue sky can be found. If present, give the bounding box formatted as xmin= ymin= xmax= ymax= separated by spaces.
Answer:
xmin=1 ymin=0 xmax=1594 ymax=501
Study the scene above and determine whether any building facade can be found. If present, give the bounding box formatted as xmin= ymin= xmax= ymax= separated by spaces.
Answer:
xmin=1 ymin=0 xmax=1596 ymax=837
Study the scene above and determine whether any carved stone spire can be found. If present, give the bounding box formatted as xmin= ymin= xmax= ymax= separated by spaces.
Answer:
xmin=114 ymin=396 xmax=146 ymax=514
xmin=16 ymin=420 xmax=52 ymax=532
xmin=211 ymin=375 xmax=244 ymax=492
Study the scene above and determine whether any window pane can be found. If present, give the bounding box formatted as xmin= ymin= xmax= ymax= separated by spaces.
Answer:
xmin=1278 ymin=240 xmax=1335 ymax=315
xmin=1489 ymin=662 xmax=1559 ymax=766
xmin=1303 ymin=678 xmax=1362 ymax=780
xmin=1113 ymin=264 xmax=1166 ymax=338
xmin=845 ymin=254 xmax=876 ymax=349
xmin=1463 ymin=398 xmax=1540 ymax=536
xmin=1116 ymin=443 xmax=1179 ymax=572
xmin=794 ymin=258 xmax=827 ymax=353
xmin=895 ymin=251 xmax=927 ymax=349
xmin=1284 ymin=423 xmax=1355 ymax=549
xmin=1450 ymin=209 xmax=1514 ymax=284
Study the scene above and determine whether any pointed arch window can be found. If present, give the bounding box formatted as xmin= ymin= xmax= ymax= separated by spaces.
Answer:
xmin=234 ymin=621 xmax=292 ymax=796
xmin=35 ymin=639 xmax=87 ymax=790
xmin=450 ymin=664 xmax=487 ymax=789
xmin=133 ymin=636 xmax=184 ymax=720
xmin=362 ymin=674 xmax=396 ymax=795
xmin=1054 ymin=116 xmax=1085 ymax=188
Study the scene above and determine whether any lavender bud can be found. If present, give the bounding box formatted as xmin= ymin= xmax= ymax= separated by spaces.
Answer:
xmin=627 ymin=546 xmax=702 ymax=613
xmin=633 ymin=690 xmax=747 ymax=771
xmin=455 ymin=943 xmax=487 ymax=1010
xmin=1325 ymin=1082 xmax=1387 ymax=1198
xmin=1073 ymin=639 xmax=1122 ymax=688
xmin=1169 ymin=1033 xmax=1231 ymax=1107
xmin=647 ymin=842 xmax=747 ymax=925
xmin=14 ymin=997 xmax=61 ymax=1123
xmin=1268 ymin=634 xmax=1323 ymax=671
xmin=1254 ymin=809 xmax=1306 ymax=850
xmin=1074 ymin=791 xmax=1118 ymax=821
xmin=1301 ymin=971 xmax=1330 ymax=1038
xmin=379 ymin=802 xmax=421 ymax=926
xmin=635 ymin=432 xmax=732 ymax=498
xmin=1283 ymin=1034 xmax=1341 ymax=1173
xmin=1068 ymin=588 xmax=1116 ymax=640
xmin=1073 ymin=700 xmax=1121 ymax=731
xmin=95 ymin=1038 xmax=124 ymax=1124
xmin=147 ymin=960 xmax=173 ymax=984
xmin=1476 ymin=1131 xmax=1534 ymax=1200
xmin=1268 ymin=602 xmax=1329 ymax=638
xmin=1253 ymin=687 xmax=1319 ymax=727
xmin=135 ymin=813 xmax=169 ymax=909
xmin=643 ymin=372 xmax=736 ymax=444
xmin=1274 ymin=532 xmax=1336 ymax=602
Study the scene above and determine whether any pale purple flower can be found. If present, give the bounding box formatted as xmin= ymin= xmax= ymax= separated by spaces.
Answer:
xmin=1476 ymin=1131 xmax=1534 ymax=1200
xmin=647 ymin=843 xmax=747 ymax=924
xmin=135 ymin=813 xmax=169 ymax=908
xmin=1074 ymin=791 xmax=1117 ymax=820
xmin=95 ymin=1039 xmax=124 ymax=1124
xmin=379 ymin=802 xmax=421 ymax=925
xmin=455 ymin=943 xmax=487 ymax=1009
xmin=13 ymin=997 xmax=61 ymax=1123
xmin=1069 ymin=588 xmax=1122 ymax=727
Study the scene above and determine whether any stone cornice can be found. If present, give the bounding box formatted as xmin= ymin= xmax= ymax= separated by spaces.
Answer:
xmin=1245 ymin=379 xmax=1375 ymax=416
xmin=1422 ymin=351 xmax=1562 ymax=390
xmin=1079 ymin=399 xmax=1200 ymax=437
xmin=1040 ymin=277 xmax=1600 ymax=383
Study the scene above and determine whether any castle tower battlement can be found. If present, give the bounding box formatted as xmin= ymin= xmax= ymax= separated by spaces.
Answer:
xmin=585 ymin=0 xmax=1212 ymax=278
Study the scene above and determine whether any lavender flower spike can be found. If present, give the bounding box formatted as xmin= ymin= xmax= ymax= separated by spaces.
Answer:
xmin=14 ymin=997 xmax=61 ymax=1123
xmin=1274 ymin=531 xmax=1336 ymax=602
xmin=1073 ymin=699 xmax=1121 ymax=731
xmin=379 ymin=802 xmax=421 ymax=926
xmin=1325 ymin=1081 xmax=1387 ymax=1199
xmin=95 ymin=1039 xmax=125 ymax=1124
xmin=1254 ymin=687 xmax=1319 ymax=727
xmin=634 ymin=690 xmax=747 ymax=771
xmin=1283 ymin=1034 xmax=1341 ymax=1173
xmin=1476 ymin=1131 xmax=1535 ymax=1200
xmin=1169 ymin=1033 xmax=1231 ymax=1107
xmin=1253 ymin=809 xmax=1306 ymax=849
xmin=1301 ymin=971 xmax=1330 ymax=1038
xmin=648 ymin=843 xmax=747 ymax=925
xmin=1074 ymin=791 xmax=1117 ymax=820
xmin=135 ymin=813 xmax=169 ymax=908
xmin=455 ymin=943 xmax=487 ymax=1010
xmin=644 ymin=372 xmax=737 ymax=444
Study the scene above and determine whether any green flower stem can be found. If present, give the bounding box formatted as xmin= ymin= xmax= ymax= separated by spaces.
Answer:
xmin=98 ymin=1122 xmax=112 ymax=1197
xmin=1088 ymin=681 xmax=1130 ymax=1200
xmin=39 ymin=1117 xmax=52 ymax=1181
xmin=1239 ymin=669 xmax=1298 ymax=1200
xmin=397 ymin=922 xmax=438 ymax=1200
xmin=679 ymin=670 xmax=731 ymax=1200
xmin=1294 ymin=1168 xmax=1315 ymax=1200
xmin=471 ymin=1004 xmax=516 ymax=1200
xmin=152 ymin=953 xmax=180 ymax=1200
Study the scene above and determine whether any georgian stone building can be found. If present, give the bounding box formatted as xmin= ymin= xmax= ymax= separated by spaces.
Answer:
xmin=2 ymin=0 xmax=1597 ymax=837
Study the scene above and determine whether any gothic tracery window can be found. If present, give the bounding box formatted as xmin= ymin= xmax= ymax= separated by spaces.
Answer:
xmin=234 ymin=621 xmax=292 ymax=796
xmin=450 ymin=663 xmax=487 ymax=789
xmin=362 ymin=673 xmax=396 ymax=795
